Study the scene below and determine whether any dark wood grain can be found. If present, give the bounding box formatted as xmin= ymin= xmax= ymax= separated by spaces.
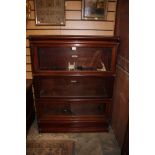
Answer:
xmin=29 ymin=35 xmax=119 ymax=42
xmin=30 ymin=36 xmax=119 ymax=132
xmin=112 ymin=66 xmax=129 ymax=146
xmin=26 ymin=79 xmax=35 ymax=135
xmin=115 ymin=0 xmax=129 ymax=60
xmin=112 ymin=0 xmax=129 ymax=149
xmin=30 ymin=36 xmax=119 ymax=75
xmin=35 ymin=99 xmax=111 ymax=118
xmin=33 ymin=76 xmax=114 ymax=99
xmin=121 ymin=120 xmax=129 ymax=155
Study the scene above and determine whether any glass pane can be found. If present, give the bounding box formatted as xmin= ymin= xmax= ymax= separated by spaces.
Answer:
xmin=39 ymin=77 xmax=113 ymax=98
xmin=41 ymin=101 xmax=107 ymax=116
xmin=37 ymin=46 xmax=112 ymax=71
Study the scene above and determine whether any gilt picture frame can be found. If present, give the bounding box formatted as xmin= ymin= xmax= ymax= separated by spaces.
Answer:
xmin=82 ymin=0 xmax=108 ymax=20
xmin=35 ymin=0 xmax=65 ymax=25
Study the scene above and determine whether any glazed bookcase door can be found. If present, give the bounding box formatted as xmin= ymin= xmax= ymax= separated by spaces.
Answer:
xmin=31 ymin=43 xmax=117 ymax=74
xmin=36 ymin=99 xmax=111 ymax=119
xmin=36 ymin=46 xmax=112 ymax=71
xmin=33 ymin=76 xmax=114 ymax=99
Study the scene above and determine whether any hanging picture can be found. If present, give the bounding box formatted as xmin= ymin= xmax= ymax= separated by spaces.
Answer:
xmin=82 ymin=0 xmax=108 ymax=20
xmin=35 ymin=0 xmax=65 ymax=25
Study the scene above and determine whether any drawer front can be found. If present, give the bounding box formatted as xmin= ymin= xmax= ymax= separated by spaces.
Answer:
xmin=35 ymin=99 xmax=111 ymax=119
xmin=34 ymin=76 xmax=114 ymax=99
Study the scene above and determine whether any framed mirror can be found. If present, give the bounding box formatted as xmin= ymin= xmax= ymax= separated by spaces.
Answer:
xmin=82 ymin=0 xmax=108 ymax=20
xmin=35 ymin=0 xmax=65 ymax=25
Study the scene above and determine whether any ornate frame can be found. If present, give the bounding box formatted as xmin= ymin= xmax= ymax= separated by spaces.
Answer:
xmin=35 ymin=0 xmax=65 ymax=25
xmin=82 ymin=0 xmax=108 ymax=20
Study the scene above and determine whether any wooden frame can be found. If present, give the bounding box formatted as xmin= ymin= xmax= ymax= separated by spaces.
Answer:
xmin=35 ymin=0 xmax=65 ymax=25
xmin=82 ymin=0 xmax=108 ymax=20
xmin=29 ymin=35 xmax=119 ymax=133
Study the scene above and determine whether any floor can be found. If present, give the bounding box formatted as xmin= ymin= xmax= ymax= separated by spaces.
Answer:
xmin=27 ymin=120 xmax=121 ymax=155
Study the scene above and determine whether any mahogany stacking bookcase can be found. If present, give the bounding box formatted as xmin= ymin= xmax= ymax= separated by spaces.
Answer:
xmin=29 ymin=35 xmax=119 ymax=132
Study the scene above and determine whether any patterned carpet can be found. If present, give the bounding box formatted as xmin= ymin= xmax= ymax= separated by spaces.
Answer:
xmin=27 ymin=139 xmax=74 ymax=155
xmin=27 ymin=120 xmax=120 ymax=155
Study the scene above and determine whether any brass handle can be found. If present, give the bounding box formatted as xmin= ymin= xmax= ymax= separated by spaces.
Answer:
xmin=63 ymin=108 xmax=72 ymax=114
xmin=70 ymin=80 xmax=77 ymax=83
xmin=72 ymin=55 xmax=78 ymax=58
xmin=63 ymin=109 xmax=68 ymax=113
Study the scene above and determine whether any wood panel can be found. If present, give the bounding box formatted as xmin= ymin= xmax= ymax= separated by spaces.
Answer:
xmin=26 ymin=45 xmax=32 ymax=73
xmin=66 ymin=11 xmax=81 ymax=20
xmin=27 ymin=21 xmax=60 ymax=29
xmin=112 ymin=0 xmax=129 ymax=150
xmin=26 ymin=79 xmax=35 ymax=134
xmin=27 ymin=20 xmax=114 ymax=30
xmin=117 ymin=55 xmax=129 ymax=73
xmin=65 ymin=1 xmax=81 ymax=10
xmin=27 ymin=30 xmax=61 ymax=35
xmin=26 ymin=64 xmax=32 ymax=71
xmin=108 ymin=2 xmax=117 ymax=11
xmin=26 ymin=55 xmax=31 ymax=63
xmin=26 ymin=39 xmax=30 ymax=47
xmin=26 ymin=71 xmax=32 ymax=79
xmin=29 ymin=10 xmax=35 ymax=20
xmin=29 ymin=1 xmax=34 ymax=10
xmin=115 ymin=0 xmax=129 ymax=60
xmin=26 ymin=48 xmax=30 ymax=56
xmin=121 ymin=120 xmax=129 ymax=155
xmin=112 ymin=66 xmax=129 ymax=147
xmin=63 ymin=21 xmax=114 ymax=30
xmin=60 ymin=30 xmax=114 ymax=36
xmin=107 ymin=12 xmax=115 ymax=21
xmin=27 ymin=29 xmax=114 ymax=36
